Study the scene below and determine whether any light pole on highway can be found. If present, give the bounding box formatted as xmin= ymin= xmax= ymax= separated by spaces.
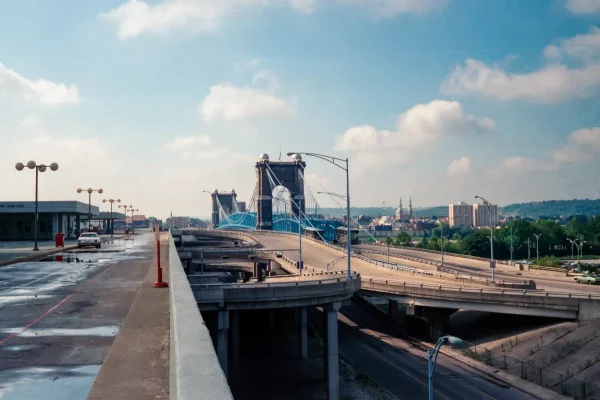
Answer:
xmin=475 ymin=195 xmax=495 ymax=281
xmin=126 ymin=206 xmax=139 ymax=234
xmin=533 ymin=234 xmax=542 ymax=260
xmin=440 ymin=235 xmax=447 ymax=268
xmin=293 ymin=152 xmax=351 ymax=279
xmin=578 ymin=236 xmax=586 ymax=260
xmin=15 ymin=161 xmax=59 ymax=251
xmin=102 ymin=198 xmax=121 ymax=237
xmin=77 ymin=187 xmax=103 ymax=231
xmin=509 ymin=221 xmax=514 ymax=263
xmin=428 ymin=336 xmax=462 ymax=400
xmin=567 ymin=239 xmax=578 ymax=263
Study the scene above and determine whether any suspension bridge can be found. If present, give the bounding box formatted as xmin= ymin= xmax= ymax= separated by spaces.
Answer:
xmin=212 ymin=153 xmax=343 ymax=242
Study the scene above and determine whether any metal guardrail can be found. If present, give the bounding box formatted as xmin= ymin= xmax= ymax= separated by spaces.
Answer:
xmin=361 ymin=275 xmax=600 ymax=300
xmin=360 ymin=242 xmax=514 ymax=266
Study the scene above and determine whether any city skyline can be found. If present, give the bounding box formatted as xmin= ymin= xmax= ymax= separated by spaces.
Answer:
xmin=1 ymin=1 xmax=600 ymax=219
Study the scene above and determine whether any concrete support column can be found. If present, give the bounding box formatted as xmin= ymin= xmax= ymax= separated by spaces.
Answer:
xmin=323 ymin=309 xmax=328 ymax=382
xmin=388 ymin=300 xmax=399 ymax=318
xmin=422 ymin=308 xmax=455 ymax=341
xmin=231 ymin=310 xmax=240 ymax=364
xmin=324 ymin=302 xmax=341 ymax=400
xmin=217 ymin=310 xmax=229 ymax=378
xmin=67 ymin=215 xmax=71 ymax=239
xmin=75 ymin=215 xmax=81 ymax=237
xmin=300 ymin=307 xmax=308 ymax=359
xmin=268 ymin=309 xmax=275 ymax=330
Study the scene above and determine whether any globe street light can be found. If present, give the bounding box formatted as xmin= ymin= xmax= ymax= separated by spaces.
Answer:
xmin=475 ymin=195 xmax=496 ymax=281
xmin=290 ymin=152 xmax=352 ymax=279
xmin=15 ymin=161 xmax=59 ymax=251
xmin=119 ymin=204 xmax=131 ymax=233
xmin=77 ymin=187 xmax=103 ymax=232
xmin=102 ymin=198 xmax=121 ymax=237
xmin=127 ymin=206 xmax=139 ymax=234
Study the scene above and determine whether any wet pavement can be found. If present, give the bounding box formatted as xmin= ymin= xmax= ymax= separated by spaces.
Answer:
xmin=0 ymin=235 xmax=154 ymax=400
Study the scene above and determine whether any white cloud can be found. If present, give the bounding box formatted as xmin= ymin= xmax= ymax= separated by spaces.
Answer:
xmin=304 ymin=172 xmax=329 ymax=187
xmin=335 ymin=100 xmax=493 ymax=169
xmin=252 ymin=69 xmax=281 ymax=91
xmin=165 ymin=135 xmax=210 ymax=151
xmin=501 ymin=156 xmax=557 ymax=171
xmin=201 ymin=83 xmax=295 ymax=122
xmin=554 ymin=127 xmax=600 ymax=163
xmin=441 ymin=58 xmax=600 ymax=103
xmin=0 ymin=63 xmax=79 ymax=106
xmin=566 ymin=0 xmax=600 ymax=14
xmin=20 ymin=114 xmax=39 ymax=129
xmin=543 ymin=26 xmax=600 ymax=62
xmin=446 ymin=156 xmax=470 ymax=176
xmin=102 ymin=0 xmax=447 ymax=39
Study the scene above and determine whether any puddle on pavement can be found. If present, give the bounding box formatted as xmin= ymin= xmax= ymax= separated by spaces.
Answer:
xmin=0 ymin=364 xmax=101 ymax=400
xmin=1 ymin=326 xmax=120 ymax=338
xmin=0 ymin=344 xmax=41 ymax=352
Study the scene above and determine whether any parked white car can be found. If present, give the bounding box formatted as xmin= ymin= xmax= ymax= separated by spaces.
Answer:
xmin=78 ymin=232 xmax=101 ymax=249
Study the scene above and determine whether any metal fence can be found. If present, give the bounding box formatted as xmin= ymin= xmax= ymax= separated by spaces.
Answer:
xmin=436 ymin=329 xmax=600 ymax=399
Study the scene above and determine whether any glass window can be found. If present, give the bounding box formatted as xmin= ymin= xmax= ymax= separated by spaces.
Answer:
xmin=17 ymin=221 xmax=24 ymax=233
xmin=25 ymin=221 xmax=31 ymax=233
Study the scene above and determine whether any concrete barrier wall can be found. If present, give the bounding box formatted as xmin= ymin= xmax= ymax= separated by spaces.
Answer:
xmin=168 ymin=233 xmax=234 ymax=400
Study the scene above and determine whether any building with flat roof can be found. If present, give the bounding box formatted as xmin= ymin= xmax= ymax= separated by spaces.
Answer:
xmin=0 ymin=201 xmax=100 ymax=241
xmin=449 ymin=202 xmax=473 ymax=228
xmin=473 ymin=203 xmax=498 ymax=227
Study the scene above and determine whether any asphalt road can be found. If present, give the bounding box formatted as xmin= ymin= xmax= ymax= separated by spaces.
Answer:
xmin=0 ymin=235 xmax=153 ymax=400
xmin=322 ymin=298 xmax=536 ymax=400
xmin=356 ymin=244 xmax=600 ymax=294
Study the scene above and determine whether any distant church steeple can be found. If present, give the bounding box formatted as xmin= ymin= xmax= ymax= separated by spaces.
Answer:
xmin=409 ymin=198 xmax=413 ymax=217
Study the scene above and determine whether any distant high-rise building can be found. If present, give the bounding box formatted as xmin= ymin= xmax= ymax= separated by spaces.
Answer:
xmin=168 ymin=216 xmax=190 ymax=229
xmin=449 ymin=202 xmax=473 ymax=228
xmin=237 ymin=201 xmax=246 ymax=212
xmin=473 ymin=203 xmax=498 ymax=227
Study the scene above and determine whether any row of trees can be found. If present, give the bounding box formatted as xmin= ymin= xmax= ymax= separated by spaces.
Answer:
xmin=384 ymin=216 xmax=600 ymax=260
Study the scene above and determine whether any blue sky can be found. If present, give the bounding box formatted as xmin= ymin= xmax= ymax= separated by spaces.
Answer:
xmin=1 ymin=0 xmax=600 ymax=218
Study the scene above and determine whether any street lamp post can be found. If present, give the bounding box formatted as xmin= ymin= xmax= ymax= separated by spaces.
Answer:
xmin=578 ymin=236 xmax=585 ymax=260
xmin=567 ymin=239 xmax=577 ymax=263
xmin=77 ymin=187 xmax=103 ymax=231
xmin=510 ymin=221 xmax=514 ymax=263
xmin=533 ymin=234 xmax=542 ymax=260
xmin=293 ymin=152 xmax=351 ymax=279
xmin=102 ymin=198 xmax=121 ymax=237
xmin=119 ymin=204 xmax=130 ymax=233
xmin=475 ymin=195 xmax=495 ymax=281
xmin=15 ymin=161 xmax=59 ymax=251
xmin=127 ymin=206 xmax=139 ymax=234
xmin=440 ymin=235 xmax=447 ymax=268
xmin=428 ymin=336 xmax=462 ymax=400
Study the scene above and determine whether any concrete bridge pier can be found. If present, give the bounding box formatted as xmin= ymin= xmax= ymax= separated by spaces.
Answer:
xmin=230 ymin=310 xmax=240 ymax=364
xmin=300 ymin=307 xmax=308 ymax=359
xmin=388 ymin=300 xmax=407 ymax=334
xmin=324 ymin=302 xmax=341 ymax=400
xmin=421 ymin=307 xmax=456 ymax=341
xmin=217 ymin=309 xmax=229 ymax=378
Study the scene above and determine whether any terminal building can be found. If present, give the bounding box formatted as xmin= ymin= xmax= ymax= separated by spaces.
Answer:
xmin=0 ymin=201 xmax=99 ymax=241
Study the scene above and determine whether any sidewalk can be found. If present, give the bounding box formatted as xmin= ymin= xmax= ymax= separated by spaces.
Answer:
xmin=86 ymin=234 xmax=170 ymax=400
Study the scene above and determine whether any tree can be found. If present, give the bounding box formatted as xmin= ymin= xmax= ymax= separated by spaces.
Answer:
xmin=395 ymin=231 xmax=412 ymax=246
xmin=385 ymin=236 xmax=393 ymax=246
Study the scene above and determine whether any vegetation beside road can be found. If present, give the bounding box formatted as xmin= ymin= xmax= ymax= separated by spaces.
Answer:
xmin=365 ymin=216 xmax=600 ymax=262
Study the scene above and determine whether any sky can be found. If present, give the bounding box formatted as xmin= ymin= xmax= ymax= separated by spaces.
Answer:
xmin=1 ymin=0 xmax=600 ymax=219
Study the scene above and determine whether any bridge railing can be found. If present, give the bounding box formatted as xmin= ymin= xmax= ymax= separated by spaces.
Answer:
xmin=361 ymin=275 xmax=600 ymax=299
xmin=168 ymin=232 xmax=234 ymax=400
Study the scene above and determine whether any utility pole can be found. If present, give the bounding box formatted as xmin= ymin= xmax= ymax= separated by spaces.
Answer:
xmin=510 ymin=221 xmax=514 ymax=262
xmin=527 ymin=237 xmax=531 ymax=260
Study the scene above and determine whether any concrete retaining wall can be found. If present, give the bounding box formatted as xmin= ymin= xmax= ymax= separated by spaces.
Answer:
xmin=169 ymin=234 xmax=234 ymax=400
